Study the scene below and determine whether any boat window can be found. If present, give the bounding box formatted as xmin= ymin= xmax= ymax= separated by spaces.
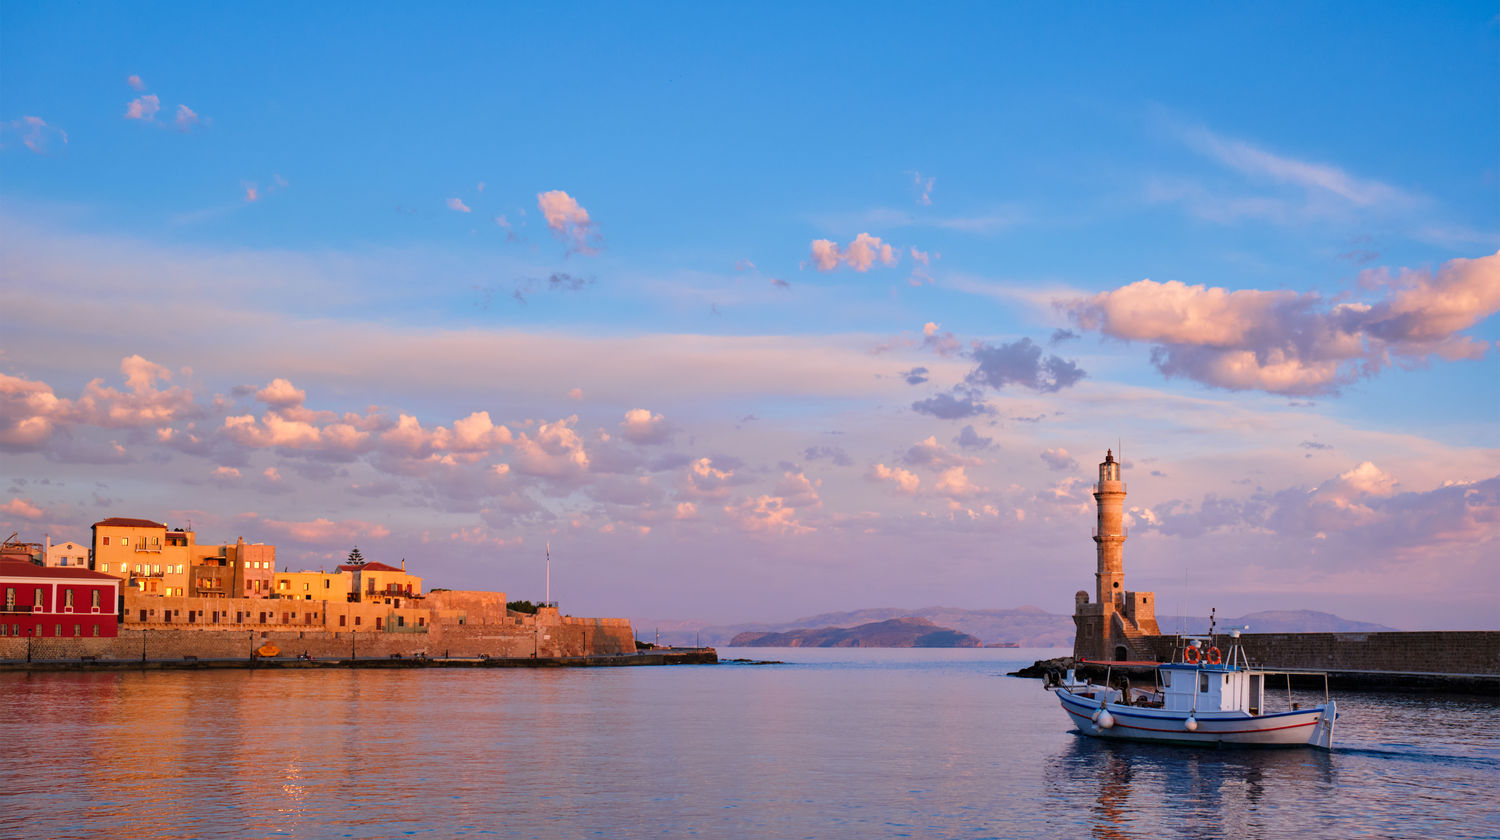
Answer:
xmin=1200 ymin=673 xmax=1209 ymax=693
xmin=1161 ymin=671 xmax=1171 ymax=688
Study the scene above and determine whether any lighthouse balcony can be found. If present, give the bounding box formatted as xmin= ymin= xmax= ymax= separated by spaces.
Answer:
xmin=1091 ymin=527 xmax=1129 ymax=539
xmin=1092 ymin=482 xmax=1126 ymax=494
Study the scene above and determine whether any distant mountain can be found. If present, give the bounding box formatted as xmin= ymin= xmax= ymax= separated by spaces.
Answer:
xmin=1162 ymin=610 xmax=1396 ymax=635
xmin=730 ymin=617 xmax=982 ymax=648
xmin=640 ymin=606 xmax=1394 ymax=648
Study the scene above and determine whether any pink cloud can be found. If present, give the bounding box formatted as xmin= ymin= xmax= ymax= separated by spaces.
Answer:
xmin=807 ymin=233 xmax=898 ymax=272
xmin=0 ymin=372 xmax=68 ymax=448
xmin=620 ymin=408 xmax=670 ymax=445
xmin=1064 ymin=251 xmax=1500 ymax=395
xmin=868 ymin=463 xmax=920 ymax=494
xmin=921 ymin=321 xmax=961 ymax=356
xmin=127 ymin=74 xmax=146 ymax=91
xmin=724 ymin=494 xmax=814 ymax=535
xmin=257 ymin=378 xmax=306 ymax=409
xmin=125 ymin=94 xmax=160 ymax=121
xmin=537 ymin=190 xmax=599 ymax=254
xmin=1 ymin=497 xmax=44 ymax=520
xmin=257 ymin=516 xmax=392 ymax=544
xmin=1040 ymin=448 xmax=1078 ymax=472
xmin=508 ymin=415 xmax=589 ymax=478
xmin=447 ymin=197 xmax=471 ymax=213
xmin=244 ymin=186 xmax=258 ymax=202
xmin=912 ymin=171 xmax=935 ymax=206
xmin=175 ymin=104 xmax=199 ymax=131
xmin=936 ymin=466 xmax=985 ymax=499
xmin=5 ymin=116 xmax=68 ymax=154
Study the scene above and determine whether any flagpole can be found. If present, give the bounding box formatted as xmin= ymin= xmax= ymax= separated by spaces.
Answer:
xmin=545 ymin=541 xmax=551 ymax=606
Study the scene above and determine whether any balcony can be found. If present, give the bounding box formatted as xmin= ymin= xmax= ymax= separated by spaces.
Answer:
xmin=134 ymin=545 xmax=163 ymax=553
xmin=1 ymin=605 xmax=34 ymax=614
xmin=1091 ymin=483 xmax=1127 ymax=494
xmin=1091 ymin=527 xmax=1129 ymax=539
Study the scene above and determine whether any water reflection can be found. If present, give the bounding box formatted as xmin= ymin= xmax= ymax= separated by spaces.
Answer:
xmin=2 ymin=656 xmax=1496 ymax=840
xmin=1046 ymin=734 xmax=1339 ymax=840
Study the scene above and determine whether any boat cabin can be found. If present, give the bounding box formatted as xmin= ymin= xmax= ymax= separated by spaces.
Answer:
xmin=1160 ymin=664 xmax=1264 ymax=715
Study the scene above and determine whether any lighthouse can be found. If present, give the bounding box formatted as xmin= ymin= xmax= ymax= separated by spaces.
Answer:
xmin=1072 ymin=449 xmax=1161 ymax=661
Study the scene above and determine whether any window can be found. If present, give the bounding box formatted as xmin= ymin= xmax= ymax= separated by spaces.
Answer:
xmin=122 ymin=537 xmax=129 ymax=547
xmin=375 ymin=617 xmax=383 ymax=630
xmin=34 ymin=589 xmax=43 ymax=608
xmin=102 ymin=563 xmax=109 ymax=573
xmin=103 ymin=537 xmax=110 ymax=546
xmin=4 ymin=588 xmax=13 ymax=609
xmin=0 ymin=625 xmax=6 ymax=636
xmin=65 ymin=590 xmax=74 ymax=608
xmin=1200 ymin=673 xmax=1210 ymax=693
xmin=355 ymin=616 xmax=362 ymax=626
xmin=73 ymin=624 xmax=81 ymax=637
xmin=303 ymin=583 xmax=309 ymax=591
xmin=323 ymin=580 xmax=330 ymax=589
xmin=339 ymin=615 xmax=346 ymax=627
xmin=55 ymin=624 xmax=62 ymax=636
xmin=92 ymin=624 xmax=100 ymax=637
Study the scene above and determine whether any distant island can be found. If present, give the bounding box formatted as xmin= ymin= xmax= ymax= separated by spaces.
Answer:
xmin=730 ymin=617 xmax=982 ymax=648
xmin=647 ymin=607 xmax=1395 ymax=648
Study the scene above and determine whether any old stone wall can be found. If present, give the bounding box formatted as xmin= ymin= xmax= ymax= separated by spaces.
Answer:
xmin=0 ymin=615 xmax=637 ymax=663
xmin=1139 ymin=631 xmax=1500 ymax=676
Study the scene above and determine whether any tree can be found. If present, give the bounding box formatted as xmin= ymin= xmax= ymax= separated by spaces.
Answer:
xmin=346 ymin=546 xmax=366 ymax=567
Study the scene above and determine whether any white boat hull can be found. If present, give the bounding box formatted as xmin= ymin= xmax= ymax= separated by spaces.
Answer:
xmin=1058 ymin=689 xmax=1335 ymax=748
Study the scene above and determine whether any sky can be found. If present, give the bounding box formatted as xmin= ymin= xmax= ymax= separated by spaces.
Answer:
xmin=2 ymin=3 xmax=1497 ymax=631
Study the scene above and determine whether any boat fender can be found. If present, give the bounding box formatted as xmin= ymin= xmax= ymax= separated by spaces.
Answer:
xmin=1184 ymin=716 xmax=1198 ymax=732
xmin=1096 ymin=710 xmax=1115 ymax=730
xmin=1090 ymin=708 xmax=1102 ymax=723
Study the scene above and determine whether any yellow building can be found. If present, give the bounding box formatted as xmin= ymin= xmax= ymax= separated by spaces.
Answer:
xmin=90 ymin=518 xmax=276 ymax=599
xmin=335 ymin=560 xmax=423 ymax=607
xmin=273 ymin=570 xmax=354 ymax=602
xmin=44 ymin=540 xmax=90 ymax=568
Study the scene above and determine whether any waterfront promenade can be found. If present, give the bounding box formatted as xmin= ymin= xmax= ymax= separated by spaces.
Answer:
xmin=0 ymin=647 xmax=718 ymax=672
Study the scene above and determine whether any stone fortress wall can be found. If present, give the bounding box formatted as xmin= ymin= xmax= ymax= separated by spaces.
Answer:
xmin=0 ymin=588 xmax=637 ymax=663
xmin=1137 ymin=631 xmax=1500 ymax=677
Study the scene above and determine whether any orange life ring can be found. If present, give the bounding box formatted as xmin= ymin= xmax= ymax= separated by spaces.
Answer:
xmin=1183 ymin=646 xmax=1200 ymax=664
xmin=1206 ymin=647 xmax=1222 ymax=665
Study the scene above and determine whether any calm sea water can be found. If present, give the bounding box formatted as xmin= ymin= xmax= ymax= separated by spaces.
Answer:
xmin=2 ymin=647 xmax=1496 ymax=840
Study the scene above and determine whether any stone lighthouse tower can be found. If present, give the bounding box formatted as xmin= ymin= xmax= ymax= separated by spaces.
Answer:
xmin=1072 ymin=449 xmax=1160 ymax=661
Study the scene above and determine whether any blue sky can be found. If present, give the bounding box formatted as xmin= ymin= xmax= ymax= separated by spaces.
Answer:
xmin=3 ymin=3 xmax=1497 ymax=630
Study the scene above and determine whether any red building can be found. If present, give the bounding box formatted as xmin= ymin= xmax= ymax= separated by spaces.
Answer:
xmin=0 ymin=560 xmax=123 ymax=638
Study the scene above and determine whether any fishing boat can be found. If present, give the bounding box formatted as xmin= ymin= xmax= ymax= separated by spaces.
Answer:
xmin=1051 ymin=630 xmax=1337 ymax=749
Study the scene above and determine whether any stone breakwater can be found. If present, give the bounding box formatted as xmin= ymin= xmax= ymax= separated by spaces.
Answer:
xmin=1013 ymin=630 xmax=1500 ymax=693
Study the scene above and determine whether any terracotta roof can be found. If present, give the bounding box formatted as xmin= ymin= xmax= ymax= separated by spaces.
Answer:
xmin=92 ymin=517 xmax=166 ymax=529
xmin=335 ymin=562 xmax=406 ymax=573
xmin=0 ymin=560 xmax=121 ymax=581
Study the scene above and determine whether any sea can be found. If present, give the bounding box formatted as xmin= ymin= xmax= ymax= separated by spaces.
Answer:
xmin=2 ymin=647 xmax=1496 ymax=840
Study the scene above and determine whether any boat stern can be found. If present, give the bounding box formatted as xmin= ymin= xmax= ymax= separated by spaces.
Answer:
xmin=1309 ymin=699 xmax=1336 ymax=750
